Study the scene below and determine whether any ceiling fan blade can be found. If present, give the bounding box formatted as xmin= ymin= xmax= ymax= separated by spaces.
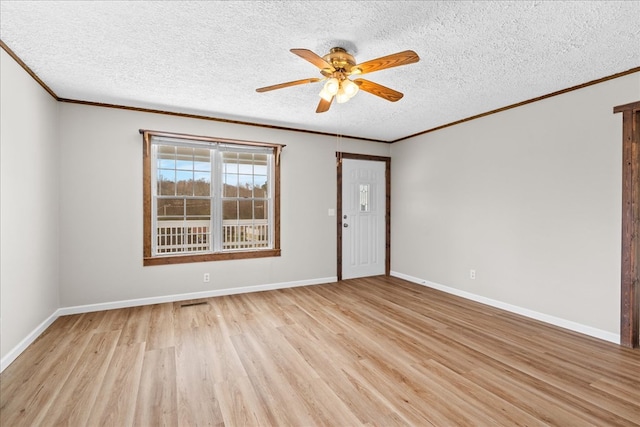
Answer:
xmin=256 ymin=77 xmax=321 ymax=93
xmin=316 ymin=96 xmax=333 ymax=113
xmin=290 ymin=48 xmax=335 ymax=72
xmin=353 ymin=79 xmax=404 ymax=102
xmin=354 ymin=50 xmax=419 ymax=75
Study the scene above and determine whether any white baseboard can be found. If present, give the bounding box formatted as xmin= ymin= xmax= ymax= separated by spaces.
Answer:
xmin=57 ymin=276 xmax=337 ymax=316
xmin=1 ymin=276 xmax=337 ymax=373
xmin=1 ymin=310 xmax=59 ymax=372
xmin=391 ymin=271 xmax=620 ymax=345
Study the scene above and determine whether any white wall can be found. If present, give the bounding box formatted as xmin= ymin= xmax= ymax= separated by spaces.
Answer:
xmin=391 ymin=72 xmax=640 ymax=337
xmin=1 ymin=49 xmax=60 ymax=362
xmin=57 ymin=103 xmax=390 ymax=307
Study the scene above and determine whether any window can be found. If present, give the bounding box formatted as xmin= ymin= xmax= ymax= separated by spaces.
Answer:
xmin=141 ymin=130 xmax=283 ymax=265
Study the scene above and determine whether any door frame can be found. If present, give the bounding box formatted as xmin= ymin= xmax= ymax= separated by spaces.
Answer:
xmin=614 ymin=100 xmax=640 ymax=348
xmin=336 ymin=152 xmax=391 ymax=281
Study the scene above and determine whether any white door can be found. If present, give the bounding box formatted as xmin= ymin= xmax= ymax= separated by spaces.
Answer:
xmin=342 ymin=159 xmax=386 ymax=279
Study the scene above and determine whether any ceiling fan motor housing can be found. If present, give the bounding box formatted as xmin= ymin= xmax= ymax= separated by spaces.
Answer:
xmin=322 ymin=47 xmax=357 ymax=76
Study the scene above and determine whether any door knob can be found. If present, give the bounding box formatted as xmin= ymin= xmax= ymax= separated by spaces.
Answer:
xmin=343 ymin=223 xmax=349 ymax=228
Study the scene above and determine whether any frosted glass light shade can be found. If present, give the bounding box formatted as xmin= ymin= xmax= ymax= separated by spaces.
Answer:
xmin=336 ymin=87 xmax=350 ymax=104
xmin=319 ymin=87 xmax=333 ymax=101
xmin=319 ymin=77 xmax=340 ymax=101
xmin=342 ymin=79 xmax=359 ymax=98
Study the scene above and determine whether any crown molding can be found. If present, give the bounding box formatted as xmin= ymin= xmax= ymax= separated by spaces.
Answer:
xmin=3 ymin=39 xmax=638 ymax=144
xmin=393 ymin=66 xmax=640 ymax=143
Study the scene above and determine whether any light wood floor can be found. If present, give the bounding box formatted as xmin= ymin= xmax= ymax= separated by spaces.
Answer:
xmin=1 ymin=276 xmax=639 ymax=426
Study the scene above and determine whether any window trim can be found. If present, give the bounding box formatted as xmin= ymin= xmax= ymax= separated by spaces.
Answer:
xmin=140 ymin=129 xmax=283 ymax=266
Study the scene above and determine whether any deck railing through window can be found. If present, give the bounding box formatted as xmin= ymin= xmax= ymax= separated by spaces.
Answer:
xmin=156 ymin=220 xmax=269 ymax=253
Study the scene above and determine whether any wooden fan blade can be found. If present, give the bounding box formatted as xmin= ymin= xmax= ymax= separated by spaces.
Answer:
xmin=316 ymin=96 xmax=333 ymax=113
xmin=354 ymin=50 xmax=419 ymax=75
xmin=353 ymin=79 xmax=404 ymax=102
xmin=256 ymin=77 xmax=321 ymax=93
xmin=290 ymin=48 xmax=335 ymax=71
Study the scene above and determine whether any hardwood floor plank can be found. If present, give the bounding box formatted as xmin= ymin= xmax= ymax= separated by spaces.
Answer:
xmin=133 ymin=346 xmax=178 ymax=426
xmin=243 ymin=319 xmax=363 ymax=426
xmin=86 ymin=342 xmax=146 ymax=426
xmin=0 ymin=316 xmax=79 ymax=397
xmin=214 ymin=377 xmax=274 ymax=426
xmin=93 ymin=306 xmax=132 ymax=333
xmin=229 ymin=330 xmax=311 ymax=426
xmin=590 ymin=377 xmax=640 ymax=406
xmin=146 ymin=302 xmax=175 ymax=350
xmin=0 ymin=316 xmax=93 ymax=426
xmin=68 ymin=310 xmax=111 ymax=334
xmin=279 ymin=322 xmax=412 ymax=425
xmin=174 ymin=327 xmax=225 ymax=425
xmin=117 ymin=305 xmax=152 ymax=346
xmin=444 ymin=326 xmax=640 ymax=424
xmin=1 ymin=276 xmax=639 ymax=426
xmin=466 ymin=366 xmax=617 ymax=426
xmin=34 ymin=330 xmax=120 ymax=426
xmin=432 ymin=321 xmax=640 ymax=425
xmin=410 ymin=359 xmax=548 ymax=426
xmin=340 ymin=358 xmax=439 ymax=426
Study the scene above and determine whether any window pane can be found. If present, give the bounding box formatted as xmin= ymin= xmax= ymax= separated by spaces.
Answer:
xmin=157 ymin=145 xmax=176 ymax=162
xmin=175 ymin=160 xmax=192 ymax=170
xmin=157 ymin=169 xmax=176 ymax=195
xmin=183 ymin=222 xmax=210 ymax=252
xmin=238 ymin=152 xmax=253 ymax=162
xmin=193 ymin=172 xmax=210 ymax=196
xmin=185 ymin=199 xmax=211 ymax=252
xmin=155 ymin=198 xmax=212 ymax=254
xmin=224 ymin=162 xmax=238 ymax=174
xmin=223 ymin=152 xmax=237 ymax=160
xmin=223 ymin=200 xmax=238 ymax=221
xmin=238 ymin=174 xmax=253 ymax=196
xmin=176 ymin=146 xmax=194 ymax=163
xmin=223 ymin=174 xmax=238 ymax=197
xmin=223 ymin=153 xmax=238 ymax=198
xmin=193 ymin=148 xmax=210 ymax=171
xmin=254 ymin=200 xmax=268 ymax=220
xmin=238 ymin=163 xmax=253 ymax=174
xmin=176 ymin=170 xmax=193 ymax=196
xmin=157 ymin=198 xmax=184 ymax=220
xmin=359 ymin=184 xmax=370 ymax=212
xmin=158 ymin=159 xmax=175 ymax=169
xmin=254 ymin=175 xmax=267 ymax=198
xmin=239 ymin=200 xmax=253 ymax=220
xmin=186 ymin=199 xmax=210 ymax=219
xmin=254 ymin=153 xmax=267 ymax=167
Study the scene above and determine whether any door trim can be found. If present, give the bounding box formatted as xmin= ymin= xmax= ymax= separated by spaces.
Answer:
xmin=337 ymin=152 xmax=391 ymax=281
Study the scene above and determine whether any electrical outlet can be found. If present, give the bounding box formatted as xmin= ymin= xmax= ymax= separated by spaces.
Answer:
xmin=470 ymin=269 xmax=476 ymax=279
xmin=204 ymin=273 xmax=210 ymax=283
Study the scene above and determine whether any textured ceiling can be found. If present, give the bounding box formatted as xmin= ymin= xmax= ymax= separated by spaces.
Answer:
xmin=1 ymin=1 xmax=639 ymax=142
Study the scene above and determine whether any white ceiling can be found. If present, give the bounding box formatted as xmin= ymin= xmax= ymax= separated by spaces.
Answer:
xmin=1 ymin=1 xmax=639 ymax=142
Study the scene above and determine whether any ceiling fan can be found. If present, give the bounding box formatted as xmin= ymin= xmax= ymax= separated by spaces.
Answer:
xmin=256 ymin=47 xmax=420 ymax=113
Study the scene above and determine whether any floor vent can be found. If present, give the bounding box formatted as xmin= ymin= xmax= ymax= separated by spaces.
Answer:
xmin=180 ymin=301 xmax=209 ymax=308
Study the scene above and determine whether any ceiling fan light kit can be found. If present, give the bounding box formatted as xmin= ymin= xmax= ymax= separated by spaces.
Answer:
xmin=256 ymin=46 xmax=420 ymax=113
xmin=319 ymin=77 xmax=340 ymax=101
